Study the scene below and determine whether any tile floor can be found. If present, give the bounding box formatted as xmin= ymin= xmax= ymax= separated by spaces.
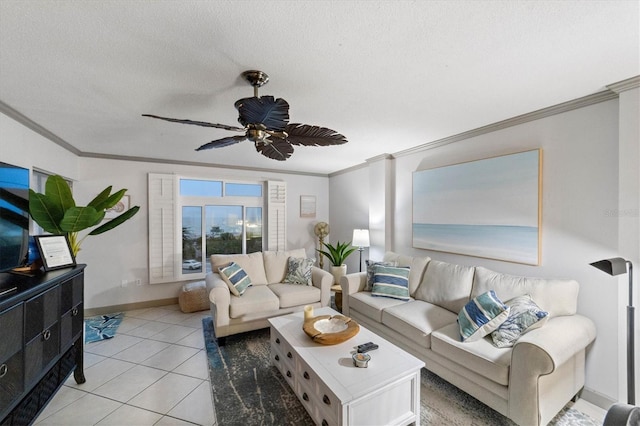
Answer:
xmin=34 ymin=304 xmax=215 ymax=426
xmin=33 ymin=303 xmax=607 ymax=426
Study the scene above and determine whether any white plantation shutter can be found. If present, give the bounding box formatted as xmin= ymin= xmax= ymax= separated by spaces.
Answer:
xmin=148 ymin=173 xmax=177 ymax=284
xmin=267 ymin=181 xmax=286 ymax=251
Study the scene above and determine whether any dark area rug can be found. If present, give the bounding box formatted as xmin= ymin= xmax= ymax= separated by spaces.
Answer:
xmin=202 ymin=317 xmax=599 ymax=426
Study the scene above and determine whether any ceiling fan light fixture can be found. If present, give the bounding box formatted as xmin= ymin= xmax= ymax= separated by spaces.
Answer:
xmin=143 ymin=70 xmax=348 ymax=161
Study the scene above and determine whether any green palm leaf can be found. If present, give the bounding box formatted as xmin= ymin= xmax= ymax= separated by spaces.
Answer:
xmin=89 ymin=206 xmax=140 ymax=235
xmin=28 ymin=190 xmax=64 ymax=234
xmin=60 ymin=206 xmax=102 ymax=232
xmin=29 ymin=174 xmax=140 ymax=256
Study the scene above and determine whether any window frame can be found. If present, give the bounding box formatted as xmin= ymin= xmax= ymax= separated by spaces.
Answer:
xmin=176 ymin=177 xmax=264 ymax=280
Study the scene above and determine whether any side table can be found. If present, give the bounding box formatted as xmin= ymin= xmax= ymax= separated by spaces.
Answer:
xmin=331 ymin=284 xmax=342 ymax=312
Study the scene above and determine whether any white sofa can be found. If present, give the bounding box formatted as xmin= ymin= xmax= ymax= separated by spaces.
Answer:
xmin=341 ymin=251 xmax=597 ymax=426
xmin=205 ymin=249 xmax=334 ymax=343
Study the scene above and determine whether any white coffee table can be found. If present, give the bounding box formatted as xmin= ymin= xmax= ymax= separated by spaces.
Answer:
xmin=269 ymin=307 xmax=424 ymax=426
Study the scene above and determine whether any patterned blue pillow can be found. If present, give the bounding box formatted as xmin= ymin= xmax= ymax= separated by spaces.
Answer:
xmin=491 ymin=295 xmax=548 ymax=348
xmin=218 ymin=262 xmax=252 ymax=296
xmin=458 ymin=290 xmax=510 ymax=342
xmin=283 ymin=257 xmax=315 ymax=285
xmin=371 ymin=265 xmax=411 ymax=301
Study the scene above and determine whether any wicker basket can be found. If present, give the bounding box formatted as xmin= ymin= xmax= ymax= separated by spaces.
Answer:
xmin=178 ymin=281 xmax=209 ymax=313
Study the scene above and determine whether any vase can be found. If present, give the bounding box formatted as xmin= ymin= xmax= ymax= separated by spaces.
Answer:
xmin=331 ymin=264 xmax=347 ymax=285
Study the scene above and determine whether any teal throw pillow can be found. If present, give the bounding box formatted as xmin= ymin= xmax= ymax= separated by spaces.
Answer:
xmin=458 ymin=290 xmax=510 ymax=342
xmin=283 ymin=257 xmax=315 ymax=285
xmin=491 ymin=294 xmax=548 ymax=348
xmin=218 ymin=262 xmax=252 ymax=296
xmin=371 ymin=265 xmax=411 ymax=301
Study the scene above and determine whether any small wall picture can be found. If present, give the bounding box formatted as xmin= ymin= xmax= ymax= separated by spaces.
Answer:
xmin=105 ymin=195 xmax=130 ymax=220
xmin=300 ymin=195 xmax=316 ymax=218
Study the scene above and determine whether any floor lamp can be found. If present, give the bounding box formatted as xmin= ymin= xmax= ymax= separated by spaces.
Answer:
xmin=352 ymin=229 xmax=370 ymax=272
xmin=590 ymin=257 xmax=635 ymax=405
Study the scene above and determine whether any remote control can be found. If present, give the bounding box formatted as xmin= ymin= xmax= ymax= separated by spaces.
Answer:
xmin=356 ymin=342 xmax=379 ymax=353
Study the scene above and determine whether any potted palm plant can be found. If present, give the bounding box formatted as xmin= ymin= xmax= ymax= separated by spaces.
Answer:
xmin=29 ymin=175 xmax=139 ymax=256
xmin=317 ymin=240 xmax=357 ymax=284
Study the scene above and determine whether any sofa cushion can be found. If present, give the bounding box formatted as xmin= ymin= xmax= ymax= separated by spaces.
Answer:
xmin=471 ymin=267 xmax=579 ymax=317
xmin=431 ymin=322 xmax=511 ymax=386
xmin=491 ymin=295 xmax=549 ymax=348
xmin=458 ymin=290 xmax=510 ymax=342
xmin=283 ymin=257 xmax=315 ymax=285
xmin=229 ymin=285 xmax=280 ymax=318
xmin=211 ymin=252 xmax=268 ymax=285
xmin=371 ymin=265 xmax=411 ymax=301
xmin=268 ymin=283 xmax=321 ymax=308
xmin=364 ymin=260 xmax=398 ymax=291
xmin=381 ymin=300 xmax=457 ymax=350
xmin=414 ymin=260 xmax=475 ymax=314
xmin=349 ymin=291 xmax=410 ymax=322
xmin=263 ymin=249 xmax=307 ymax=284
xmin=382 ymin=251 xmax=430 ymax=296
xmin=218 ymin=262 xmax=252 ymax=296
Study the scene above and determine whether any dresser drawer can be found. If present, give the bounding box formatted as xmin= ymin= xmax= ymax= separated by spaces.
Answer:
xmin=297 ymin=356 xmax=340 ymax=422
xmin=296 ymin=378 xmax=338 ymax=426
xmin=270 ymin=336 xmax=295 ymax=388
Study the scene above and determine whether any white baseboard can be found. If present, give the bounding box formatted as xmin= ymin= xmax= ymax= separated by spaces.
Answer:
xmin=580 ymin=386 xmax=618 ymax=410
xmin=84 ymin=297 xmax=178 ymax=317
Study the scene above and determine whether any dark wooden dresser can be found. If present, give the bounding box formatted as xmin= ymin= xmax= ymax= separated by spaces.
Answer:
xmin=0 ymin=265 xmax=85 ymax=425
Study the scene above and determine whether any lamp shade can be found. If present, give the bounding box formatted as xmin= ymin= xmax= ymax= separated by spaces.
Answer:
xmin=352 ymin=229 xmax=370 ymax=248
xmin=590 ymin=257 xmax=629 ymax=276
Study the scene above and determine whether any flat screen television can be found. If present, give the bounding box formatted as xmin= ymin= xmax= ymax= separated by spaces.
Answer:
xmin=0 ymin=161 xmax=30 ymax=273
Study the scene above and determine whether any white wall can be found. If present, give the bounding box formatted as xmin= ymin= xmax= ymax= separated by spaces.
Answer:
xmin=1 ymin=112 xmax=330 ymax=310
xmin=1 ymin=113 xmax=78 ymax=180
xmin=329 ymin=98 xmax=633 ymax=404
xmin=329 ymin=165 xmax=369 ymax=273
xmin=75 ymin=159 xmax=329 ymax=309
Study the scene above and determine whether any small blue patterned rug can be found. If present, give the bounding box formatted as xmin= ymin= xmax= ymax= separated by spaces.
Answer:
xmin=202 ymin=316 xmax=599 ymax=425
xmin=84 ymin=313 xmax=124 ymax=344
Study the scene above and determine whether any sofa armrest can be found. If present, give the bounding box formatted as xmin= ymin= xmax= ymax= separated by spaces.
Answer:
xmin=206 ymin=272 xmax=231 ymax=329
xmin=340 ymin=272 xmax=366 ymax=315
xmin=508 ymin=314 xmax=596 ymax=425
xmin=311 ymin=266 xmax=334 ymax=307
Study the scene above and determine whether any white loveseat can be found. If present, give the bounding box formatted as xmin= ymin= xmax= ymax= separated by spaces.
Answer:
xmin=341 ymin=251 xmax=597 ymax=426
xmin=206 ymin=249 xmax=333 ymax=343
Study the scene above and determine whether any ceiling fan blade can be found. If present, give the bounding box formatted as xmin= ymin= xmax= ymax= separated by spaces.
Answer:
xmin=255 ymin=139 xmax=294 ymax=161
xmin=284 ymin=123 xmax=348 ymax=146
xmin=236 ymin=96 xmax=289 ymax=131
xmin=195 ymin=135 xmax=247 ymax=151
xmin=142 ymin=114 xmax=245 ymax=132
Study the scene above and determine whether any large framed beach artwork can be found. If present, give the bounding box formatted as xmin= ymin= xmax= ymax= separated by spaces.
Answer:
xmin=412 ymin=149 xmax=541 ymax=265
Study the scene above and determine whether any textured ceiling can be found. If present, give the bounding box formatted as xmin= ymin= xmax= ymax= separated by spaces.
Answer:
xmin=1 ymin=1 xmax=638 ymax=175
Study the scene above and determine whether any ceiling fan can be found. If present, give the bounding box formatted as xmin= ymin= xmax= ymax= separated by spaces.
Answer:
xmin=143 ymin=70 xmax=348 ymax=161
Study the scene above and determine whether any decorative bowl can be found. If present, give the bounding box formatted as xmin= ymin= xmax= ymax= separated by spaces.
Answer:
xmin=303 ymin=314 xmax=360 ymax=345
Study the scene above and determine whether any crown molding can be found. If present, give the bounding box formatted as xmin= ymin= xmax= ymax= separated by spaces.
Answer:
xmin=365 ymin=153 xmax=394 ymax=163
xmin=607 ymin=75 xmax=640 ymax=93
xmin=328 ymin=161 xmax=368 ymax=177
xmin=0 ymin=100 xmax=81 ymax=155
xmin=394 ymin=89 xmax=618 ymax=158
xmin=0 ymin=100 xmax=328 ymax=178
xmin=329 ymin=88 xmax=620 ymax=175
xmin=79 ymin=151 xmax=329 ymax=178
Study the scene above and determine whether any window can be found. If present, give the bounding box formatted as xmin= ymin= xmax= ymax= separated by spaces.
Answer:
xmin=180 ymin=180 xmax=263 ymax=276
xmin=148 ymin=174 xmax=285 ymax=284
